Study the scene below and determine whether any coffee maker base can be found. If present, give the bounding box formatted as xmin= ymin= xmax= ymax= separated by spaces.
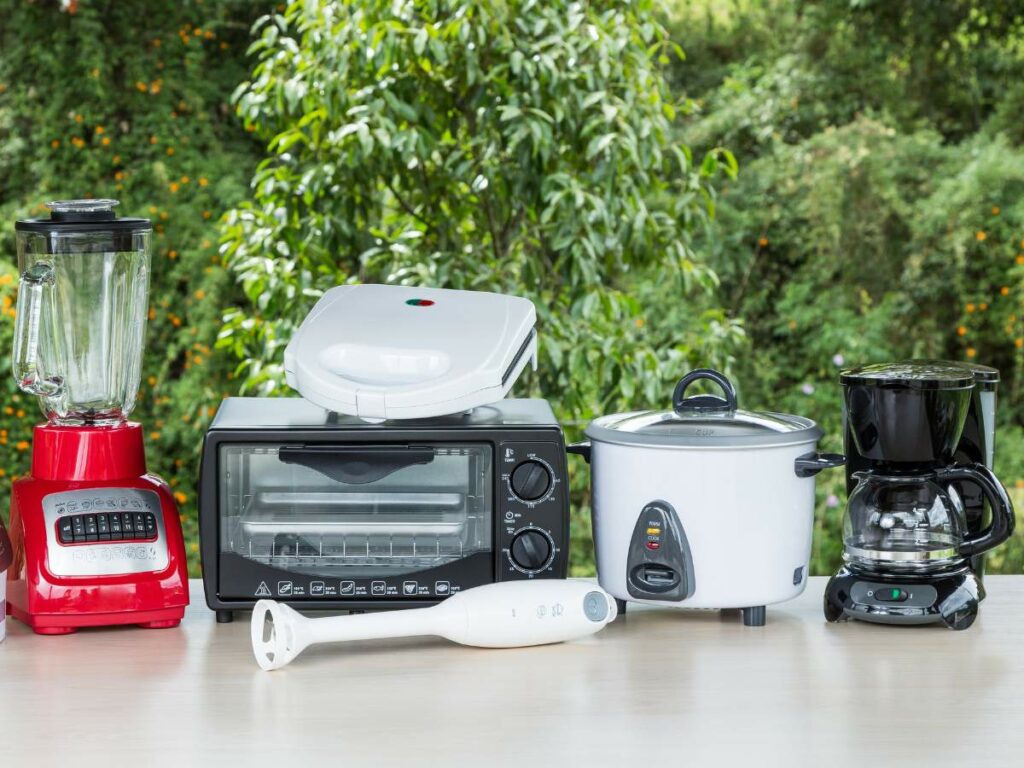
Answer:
xmin=823 ymin=565 xmax=984 ymax=630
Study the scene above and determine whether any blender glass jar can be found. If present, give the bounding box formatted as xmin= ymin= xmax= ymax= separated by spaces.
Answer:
xmin=13 ymin=200 xmax=152 ymax=425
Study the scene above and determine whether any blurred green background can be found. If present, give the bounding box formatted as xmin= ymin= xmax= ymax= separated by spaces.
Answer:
xmin=3 ymin=0 xmax=1024 ymax=577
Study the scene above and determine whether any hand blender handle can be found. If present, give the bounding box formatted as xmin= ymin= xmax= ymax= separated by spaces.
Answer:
xmin=12 ymin=262 xmax=62 ymax=397
xmin=938 ymin=464 xmax=1016 ymax=557
xmin=442 ymin=581 xmax=617 ymax=647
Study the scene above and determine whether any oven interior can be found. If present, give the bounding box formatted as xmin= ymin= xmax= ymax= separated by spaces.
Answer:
xmin=219 ymin=442 xmax=493 ymax=578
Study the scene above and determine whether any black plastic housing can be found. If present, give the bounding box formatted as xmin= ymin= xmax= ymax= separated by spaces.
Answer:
xmin=843 ymin=382 xmax=972 ymax=467
xmin=198 ymin=399 xmax=570 ymax=618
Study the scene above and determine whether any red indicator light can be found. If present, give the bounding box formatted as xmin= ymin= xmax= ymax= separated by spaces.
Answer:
xmin=405 ymin=298 xmax=435 ymax=307
xmin=646 ymin=542 xmax=660 ymax=550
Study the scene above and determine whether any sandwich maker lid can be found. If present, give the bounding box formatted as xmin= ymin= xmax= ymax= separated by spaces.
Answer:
xmin=284 ymin=284 xmax=537 ymax=420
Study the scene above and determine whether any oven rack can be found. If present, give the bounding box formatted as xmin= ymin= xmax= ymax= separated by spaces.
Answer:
xmin=246 ymin=534 xmax=477 ymax=569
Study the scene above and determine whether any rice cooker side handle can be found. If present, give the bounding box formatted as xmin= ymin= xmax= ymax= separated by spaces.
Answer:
xmin=794 ymin=452 xmax=846 ymax=478
xmin=567 ymin=441 xmax=592 ymax=464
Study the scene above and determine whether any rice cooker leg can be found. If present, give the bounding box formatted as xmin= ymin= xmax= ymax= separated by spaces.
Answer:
xmin=742 ymin=606 xmax=766 ymax=627
xmin=614 ymin=598 xmax=627 ymax=619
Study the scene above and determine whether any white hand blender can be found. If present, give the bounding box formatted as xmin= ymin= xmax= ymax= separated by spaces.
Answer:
xmin=251 ymin=580 xmax=617 ymax=670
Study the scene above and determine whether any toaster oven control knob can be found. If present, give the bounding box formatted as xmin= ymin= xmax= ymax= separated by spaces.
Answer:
xmin=510 ymin=529 xmax=553 ymax=573
xmin=510 ymin=460 xmax=552 ymax=502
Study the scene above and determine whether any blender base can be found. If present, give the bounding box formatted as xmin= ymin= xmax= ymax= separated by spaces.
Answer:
xmin=6 ymin=423 xmax=190 ymax=634
xmin=824 ymin=564 xmax=983 ymax=630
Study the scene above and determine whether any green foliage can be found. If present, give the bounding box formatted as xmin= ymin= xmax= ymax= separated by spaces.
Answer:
xmin=220 ymin=0 xmax=744 ymax=574
xmin=0 ymin=0 xmax=268 ymax=570
xmin=671 ymin=0 xmax=1024 ymax=574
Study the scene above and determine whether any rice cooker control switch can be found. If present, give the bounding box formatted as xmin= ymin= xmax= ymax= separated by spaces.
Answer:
xmin=510 ymin=528 xmax=554 ymax=573
xmin=510 ymin=460 xmax=552 ymax=502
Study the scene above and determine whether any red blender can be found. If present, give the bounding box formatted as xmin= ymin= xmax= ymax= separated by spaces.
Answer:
xmin=6 ymin=199 xmax=189 ymax=634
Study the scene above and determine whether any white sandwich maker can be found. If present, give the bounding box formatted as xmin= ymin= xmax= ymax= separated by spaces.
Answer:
xmin=284 ymin=284 xmax=537 ymax=420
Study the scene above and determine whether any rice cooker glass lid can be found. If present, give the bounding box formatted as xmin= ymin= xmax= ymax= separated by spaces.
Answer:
xmin=585 ymin=368 xmax=822 ymax=448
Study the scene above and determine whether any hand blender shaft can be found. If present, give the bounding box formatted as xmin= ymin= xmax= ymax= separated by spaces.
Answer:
xmin=251 ymin=580 xmax=617 ymax=670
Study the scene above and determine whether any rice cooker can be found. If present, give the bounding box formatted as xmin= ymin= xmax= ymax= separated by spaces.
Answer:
xmin=568 ymin=369 xmax=844 ymax=626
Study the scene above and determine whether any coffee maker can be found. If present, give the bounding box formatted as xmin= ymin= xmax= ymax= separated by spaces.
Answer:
xmin=824 ymin=361 xmax=1014 ymax=630
xmin=5 ymin=200 xmax=189 ymax=634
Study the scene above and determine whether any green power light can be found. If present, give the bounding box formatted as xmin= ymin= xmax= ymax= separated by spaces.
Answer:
xmin=890 ymin=588 xmax=901 ymax=599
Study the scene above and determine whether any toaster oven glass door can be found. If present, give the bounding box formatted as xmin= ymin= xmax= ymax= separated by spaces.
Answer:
xmin=218 ymin=443 xmax=492 ymax=581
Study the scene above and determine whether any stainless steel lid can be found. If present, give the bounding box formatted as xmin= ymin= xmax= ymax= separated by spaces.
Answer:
xmin=585 ymin=369 xmax=823 ymax=449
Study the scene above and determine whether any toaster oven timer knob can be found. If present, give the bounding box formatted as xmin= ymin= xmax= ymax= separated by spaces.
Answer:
xmin=510 ymin=460 xmax=552 ymax=502
xmin=510 ymin=528 xmax=554 ymax=573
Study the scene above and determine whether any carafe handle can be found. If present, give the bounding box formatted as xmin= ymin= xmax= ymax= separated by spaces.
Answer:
xmin=12 ymin=262 xmax=62 ymax=397
xmin=935 ymin=464 xmax=1016 ymax=558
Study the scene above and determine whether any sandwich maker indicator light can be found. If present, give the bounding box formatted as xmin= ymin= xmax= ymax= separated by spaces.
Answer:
xmin=405 ymin=298 xmax=435 ymax=307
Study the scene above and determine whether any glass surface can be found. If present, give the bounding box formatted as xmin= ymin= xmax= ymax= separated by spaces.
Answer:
xmin=597 ymin=408 xmax=813 ymax=436
xmin=14 ymin=210 xmax=150 ymax=425
xmin=219 ymin=443 xmax=493 ymax=578
xmin=843 ymin=472 xmax=966 ymax=572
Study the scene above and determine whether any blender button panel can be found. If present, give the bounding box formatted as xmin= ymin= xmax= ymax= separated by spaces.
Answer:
xmin=57 ymin=513 xmax=159 ymax=545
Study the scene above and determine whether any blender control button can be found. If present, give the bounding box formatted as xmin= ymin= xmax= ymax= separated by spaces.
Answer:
xmin=133 ymin=513 xmax=146 ymax=534
xmin=58 ymin=518 xmax=74 ymax=544
xmin=71 ymin=516 xmax=86 ymax=541
xmin=84 ymin=515 xmax=98 ymax=535
xmin=144 ymin=513 xmax=157 ymax=537
xmin=121 ymin=512 xmax=135 ymax=537
xmin=110 ymin=514 xmax=122 ymax=536
xmin=96 ymin=514 xmax=110 ymax=534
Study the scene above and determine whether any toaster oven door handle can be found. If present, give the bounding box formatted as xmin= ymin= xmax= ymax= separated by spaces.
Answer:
xmin=277 ymin=445 xmax=436 ymax=485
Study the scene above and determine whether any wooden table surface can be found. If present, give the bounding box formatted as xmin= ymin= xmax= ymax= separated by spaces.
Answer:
xmin=2 ymin=576 xmax=1023 ymax=766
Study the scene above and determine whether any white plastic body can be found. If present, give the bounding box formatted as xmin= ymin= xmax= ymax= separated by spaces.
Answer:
xmin=283 ymin=285 xmax=537 ymax=420
xmin=251 ymin=580 xmax=617 ymax=670
xmin=590 ymin=440 xmax=819 ymax=609
xmin=0 ymin=571 xmax=6 ymax=642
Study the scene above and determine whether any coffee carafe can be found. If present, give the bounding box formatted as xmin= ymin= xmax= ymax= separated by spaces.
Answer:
xmin=824 ymin=361 xmax=1014 ymax=630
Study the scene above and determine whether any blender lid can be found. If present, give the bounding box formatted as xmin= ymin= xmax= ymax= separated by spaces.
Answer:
xmin=15 ymin=199 xmax=151 ymax=238
xmin=585 ymin=368 xmax=823 ymax=448
xmin=284 ymin=284 xmax=537 ymax=421
xmin=840 ymin=361 xmax=975 ymax=390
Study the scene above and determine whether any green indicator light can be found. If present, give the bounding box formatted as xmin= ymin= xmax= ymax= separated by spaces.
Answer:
xmin=890 ymin=588 xmax=900 ymax=599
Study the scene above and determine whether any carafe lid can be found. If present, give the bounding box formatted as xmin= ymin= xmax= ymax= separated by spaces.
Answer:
xmin=840 ymin=361 xmax=974 ymax=390
xmin=584 ymin=368 xmax=822 ymax=448
xmin=15 ymin=199 xmax=151 ymax=249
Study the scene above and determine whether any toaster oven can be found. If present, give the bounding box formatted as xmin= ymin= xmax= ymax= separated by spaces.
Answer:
xmin=199 ymin=398 xmax=569 ymax=621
